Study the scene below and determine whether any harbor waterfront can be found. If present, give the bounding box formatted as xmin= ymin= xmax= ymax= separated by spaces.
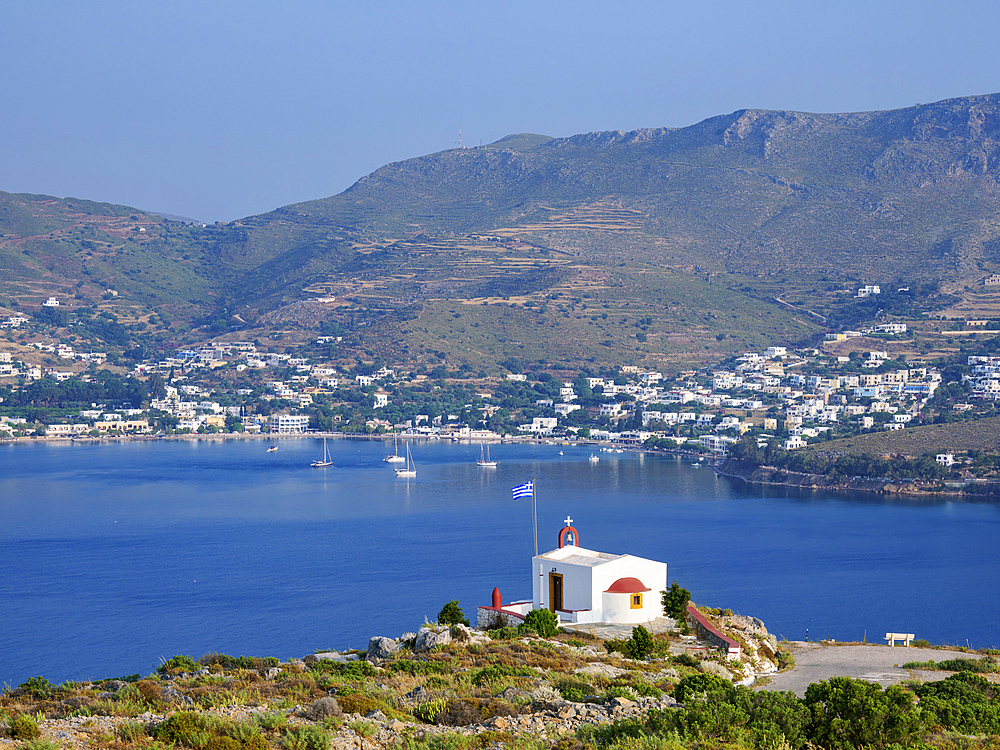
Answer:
xmin=1 ymin=437 xmax=998 ymax=688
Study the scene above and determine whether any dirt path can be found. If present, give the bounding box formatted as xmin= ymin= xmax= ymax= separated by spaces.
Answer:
xmin=759 ymin=642 xmax=991 ymax=696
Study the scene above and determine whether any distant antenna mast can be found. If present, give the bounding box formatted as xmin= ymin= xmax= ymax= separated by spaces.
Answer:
xmin=458 ymin=130 xmax=462 ymax=149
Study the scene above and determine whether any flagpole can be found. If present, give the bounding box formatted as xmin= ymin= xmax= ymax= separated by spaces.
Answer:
xmin=532 ymin=476 xmax=538 ymax=556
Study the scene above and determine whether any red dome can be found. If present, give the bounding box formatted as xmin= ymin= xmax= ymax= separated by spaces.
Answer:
xmin=604 ymin=577 xmax=650 ymax=594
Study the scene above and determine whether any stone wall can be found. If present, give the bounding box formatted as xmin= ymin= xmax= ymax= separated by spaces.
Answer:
xmin=477 ymin=606 xmax=526 ymax=629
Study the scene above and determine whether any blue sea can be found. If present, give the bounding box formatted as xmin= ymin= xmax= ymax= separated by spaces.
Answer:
xmin=1 ymin=437 xmax=998 ymax=688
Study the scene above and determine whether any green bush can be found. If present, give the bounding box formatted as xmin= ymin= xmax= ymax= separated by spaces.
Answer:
xmin=386 ymin=659 xmax=455 ymax=677
xmin=914 ymin=672 xmax=1000 ymax=735
xmin=206 ymin=736 xmax=239 ymax=750
xmin=17 ymin=676 xmax=55 ymax=700
xmin=436 ymin=600 xmax=470 ymax=627
xmin=554 ymin=677 xmax=595 ymax=703
xmin=661 ymin=581 xmax=691 ymax=619
xmin=7 ymin=713 xmax=41 ymax=740
xmin=281 ymin=725 xmax=330 ymax=750
xmin=471 ymin=665 xmax=531 ymax=687
xmin=486 ymin=626 xmax=519 ymax=640
xmin=199 ymin=653 xmax=280 ymax=671
xmin=159 ymin=654 xmax=200 ymax=675
xmin=255 ymin=713 xmax=288 ymax=732
xmin=900 ymin=657 xmax=996 ymax=673
xmin=672 ymin=673 xmax=732 ymax=703
xmin=154 ymin=711 xmax=217 ymax=746
xmin=336 ymin=692 xmax=404 ymax=720
xmin=310 ymin=659 xmax=377 ymax=678
xmin=627 ymin=625 xmax=653 ymax=659
xmin=804 ymin=677 xmax=922 ymax=750
xmin=520 ymin=609 xmax=559 ymax=638
xmin=672 ymin=653 xmax=700 ymax=668
xmin=413 ymin=698 xmax=448 ymax=724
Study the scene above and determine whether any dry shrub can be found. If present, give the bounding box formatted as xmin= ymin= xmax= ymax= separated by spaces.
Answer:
xmin=137 ymin=679 xmax=164 ymax=705
xmin=436 ymin=698 xmax=518 ymax=727
xmin=336 ymin=693 xmax=397 ymax=718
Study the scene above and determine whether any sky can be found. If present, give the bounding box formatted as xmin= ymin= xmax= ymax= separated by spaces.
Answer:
xmin=2 ymin=0 xmax=999 ymax=223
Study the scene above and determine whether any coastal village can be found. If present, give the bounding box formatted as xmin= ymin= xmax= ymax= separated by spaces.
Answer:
xmin=0 ymin=294 xmax=994 ymax=483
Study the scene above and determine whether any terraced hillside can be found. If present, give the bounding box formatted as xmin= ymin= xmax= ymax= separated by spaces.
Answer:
xmin=4 ymin=93 xmax=1000 ymax=370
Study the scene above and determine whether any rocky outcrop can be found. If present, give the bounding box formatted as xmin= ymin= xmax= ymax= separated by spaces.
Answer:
xmin=304 ymin=696 xmax=343 ymax=720
xmin=367 ymin=636 xmax=399 ymax=662
xmin=414 ymin=626 xmax=453 ymax=653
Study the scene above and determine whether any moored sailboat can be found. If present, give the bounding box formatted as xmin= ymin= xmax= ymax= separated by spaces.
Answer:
xmin=394 ymin=443 xmax=416 ymax=477
xmin=383 ymin=434 xmax=405 ymax=463
xmin=311 ymin=437 xmax=333 ymax=467
xmin=477 ymin=444 xmax=498 ymax=467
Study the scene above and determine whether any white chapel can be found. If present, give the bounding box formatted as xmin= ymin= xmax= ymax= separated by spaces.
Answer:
xmin=478 ymin=517 xmax=668 ymax=627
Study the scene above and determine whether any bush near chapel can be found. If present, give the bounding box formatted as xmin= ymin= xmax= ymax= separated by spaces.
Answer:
xmin=661 ymin=581 xmax=691 ymax=619
xmin=436 ymin=600 xmax=470 ymax=627
xmin=521 ymin=608 xmax=559 ymax=637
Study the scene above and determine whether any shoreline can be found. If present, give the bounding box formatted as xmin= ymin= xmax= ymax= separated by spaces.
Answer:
xmin=713 ymin=459 xmax=997 ymax=498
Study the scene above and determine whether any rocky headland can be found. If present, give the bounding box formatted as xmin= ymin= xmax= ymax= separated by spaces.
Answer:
xmin=2 ymin=617 xmax=997 ymax=750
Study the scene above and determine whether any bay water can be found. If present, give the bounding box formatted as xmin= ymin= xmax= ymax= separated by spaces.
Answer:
xmin=2 ymin=437 xmax=997 ymax=688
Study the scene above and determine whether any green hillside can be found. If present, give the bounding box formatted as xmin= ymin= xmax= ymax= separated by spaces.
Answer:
xmin=4 ymin=93 xmax=1000 ymax=370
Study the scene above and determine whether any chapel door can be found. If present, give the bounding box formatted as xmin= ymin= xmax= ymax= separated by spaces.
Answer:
xmin=548 ymin=572 xmax=564 ymax=613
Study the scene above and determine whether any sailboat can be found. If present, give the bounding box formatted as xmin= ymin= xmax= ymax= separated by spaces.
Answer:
xmin=266 ymin=439 xmax=278 ymax=453
xmin=383 ymin=434 xmax=405 ymax=463
xmin=589 ymin=453 xmax=599 ymax=463
xmin=477 ymin=444 xmax=498 ymax=467
xmin=311 ymin=437 xmax=333 ymax=467
xmin=394 ymin=443 xmax=416 ymax=477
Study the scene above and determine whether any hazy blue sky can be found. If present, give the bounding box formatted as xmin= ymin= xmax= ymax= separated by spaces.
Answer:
xmin=2 ymin=1 xmax=998 ymax=222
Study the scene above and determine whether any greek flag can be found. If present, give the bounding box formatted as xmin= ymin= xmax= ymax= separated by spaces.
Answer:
xmin=511 ymin=480 xmax=533 ymax=500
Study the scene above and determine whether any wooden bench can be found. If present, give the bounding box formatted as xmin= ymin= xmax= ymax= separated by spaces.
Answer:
xmin=885 ymin=632 xmax=915 ymax=647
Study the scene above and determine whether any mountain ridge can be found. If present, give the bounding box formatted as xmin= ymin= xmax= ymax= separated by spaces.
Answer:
xmin=3 ymin=92 xmax=1000 ymax=371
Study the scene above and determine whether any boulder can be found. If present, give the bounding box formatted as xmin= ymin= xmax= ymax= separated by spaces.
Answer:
xmin=160 ymin=685 xmax=194 ymax=704
xmin=404 ymin=686 xmax=430 ymax=705
xmin=413 ymin=626 xmax=452 ymax=653
xmin=315 ymin=651 xmax=359 ymax=663
xmin=305 ymin=696 xmax=343 ymax=720
xmin=499 ymin=686 xmax=526 ymax=703
xmin=367 ymin=636 xmax=399 ymax=662
xmin=609 ymin=696 xmax=634 ymax=712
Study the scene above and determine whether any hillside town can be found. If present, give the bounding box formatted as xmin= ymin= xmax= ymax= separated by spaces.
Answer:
xmin=0 ymin=317 xmax=991 ymax=475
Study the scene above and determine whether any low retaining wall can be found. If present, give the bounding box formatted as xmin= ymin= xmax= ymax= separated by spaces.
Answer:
xmin=686 ymin=604 xmax=741 ymax=658
xmin=477 ymin=606 xmax=526 ymax=629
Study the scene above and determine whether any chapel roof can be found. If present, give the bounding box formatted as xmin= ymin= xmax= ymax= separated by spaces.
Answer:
xmin=604 ymin=576 xmax=651 ymax=593
xmin=536 ymin=545 xmax=624 ymax=567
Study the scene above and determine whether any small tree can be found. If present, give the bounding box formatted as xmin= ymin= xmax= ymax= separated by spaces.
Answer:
xmin=626 ymin=624 xmax=654 ymax=659
xmin=521 ymin=608 xmax=559 ymax=638
xmin=436 ymin=599 xmax=470 ymax=627
xmin=661 ymin=581 xmax=691 ymax=619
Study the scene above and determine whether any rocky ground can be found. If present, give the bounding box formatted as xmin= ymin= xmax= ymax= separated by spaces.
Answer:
xmin=3 ymin=620 xmax=995 ymax=750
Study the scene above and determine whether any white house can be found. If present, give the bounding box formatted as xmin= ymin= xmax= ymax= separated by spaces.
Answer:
xmin=479 ymin=519 xmax=667 ymax=627
xmin=269 ymin=414 xmax=310 ymax=433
